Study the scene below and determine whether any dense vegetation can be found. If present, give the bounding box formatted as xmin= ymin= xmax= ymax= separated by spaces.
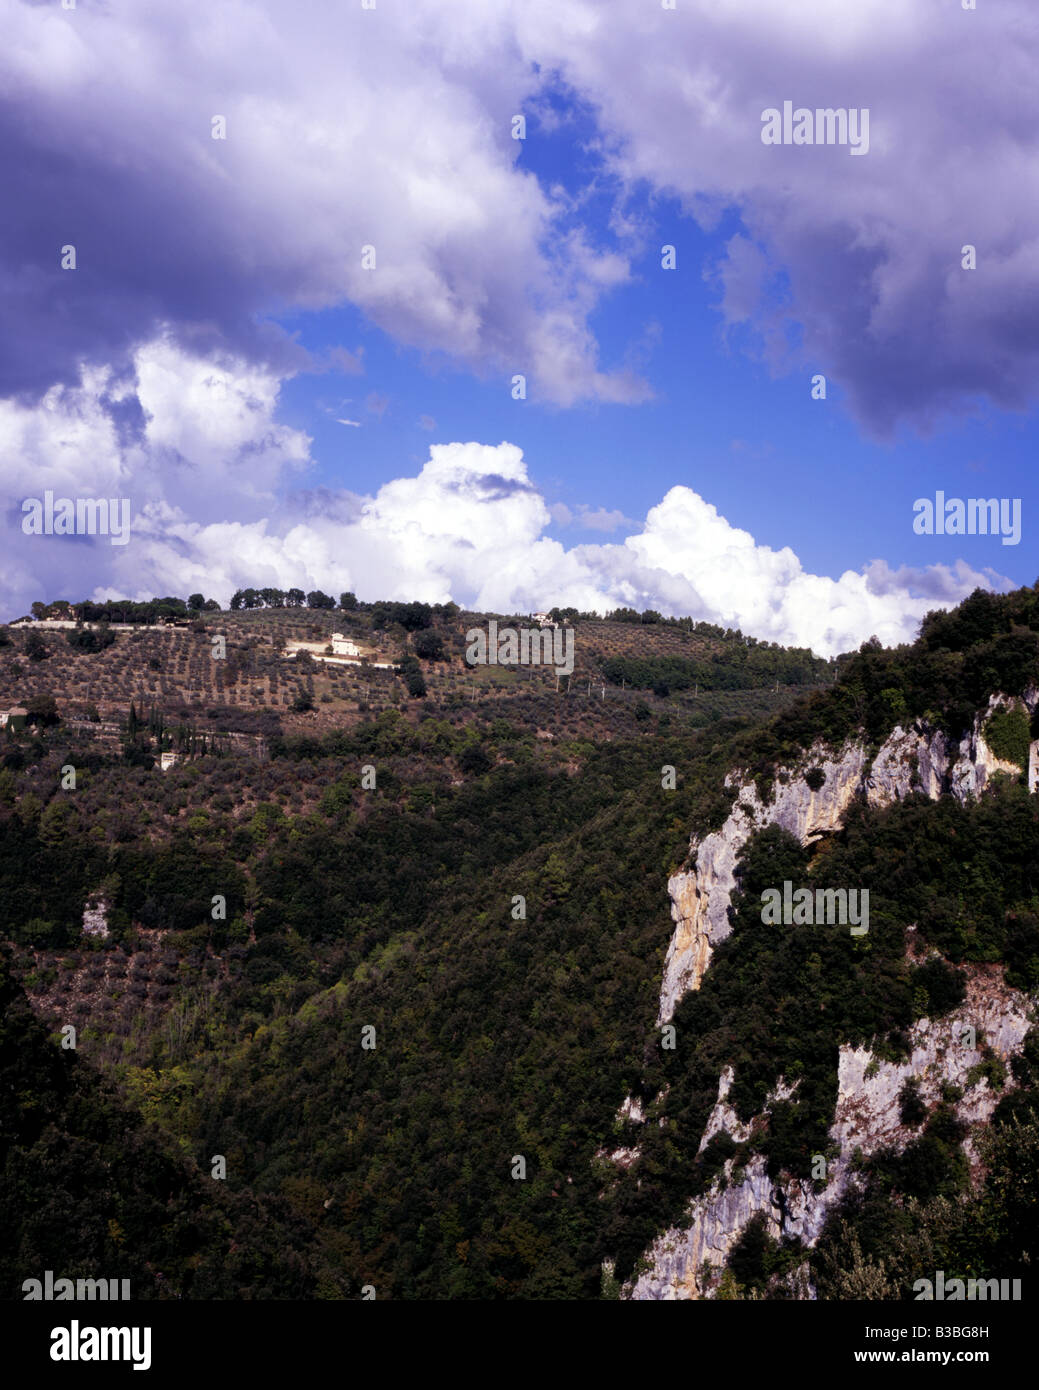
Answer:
xmin=1 ymin=583 xmax=1038 ymax=1298
xmin=0 ymin=948 xmax=313 ymax=1297
xmin=602 ymin=640 xmax=829 ymax=694
xmin=40 ymin=597 xmax=205 ymax=625
xmin=611 ymin=780 xmax=1039 ymax=1286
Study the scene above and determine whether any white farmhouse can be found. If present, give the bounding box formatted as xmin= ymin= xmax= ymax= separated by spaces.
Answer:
xmin=331 ymin=633 xmax=361 ymax=657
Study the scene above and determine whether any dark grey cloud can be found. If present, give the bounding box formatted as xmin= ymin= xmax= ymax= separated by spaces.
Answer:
xmin=0 ymin=0 xmax=643 ymax=407
xmin=517 ymin=0 xmax=1039 ymax=433
xmin=6 ymin=1 xmax=1035 ymax=431
xmin=0 ymin=98 xmax=301 ymax=397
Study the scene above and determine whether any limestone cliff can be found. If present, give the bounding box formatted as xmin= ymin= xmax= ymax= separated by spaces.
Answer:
xmin=659 ymin=741 xmax=870 ymax=1023
xmin=626 ymin=968 xmax=1032 ymax=1300
xmin=659 ymin=693 xmax=1036 ymax=1025
xmin=620 ymin=693 xmax=1038 ymax=1300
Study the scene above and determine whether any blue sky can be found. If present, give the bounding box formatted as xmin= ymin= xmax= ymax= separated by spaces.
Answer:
xmin=1 ymin=0 xmax=1036 ymax=654
xmin=275 ymin=144 xmax=1035 ymax=591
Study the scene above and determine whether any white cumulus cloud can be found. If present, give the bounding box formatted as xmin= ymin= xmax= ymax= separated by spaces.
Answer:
xmin=0 ymin=342 xmax=1011 ymax=653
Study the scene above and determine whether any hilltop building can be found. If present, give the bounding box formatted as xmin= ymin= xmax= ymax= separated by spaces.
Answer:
xmin=331 ymin=633 xmax=361 ymax=657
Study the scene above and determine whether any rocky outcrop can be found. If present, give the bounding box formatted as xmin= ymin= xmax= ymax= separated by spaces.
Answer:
xmin=81 ymin=895 xmax=110 ymax=938
xmin=622 ymin=695 xmax=1038 ymax=1299
xmin=658 ymin=697 xmax=1035 ymax=1025
xmin=626 ymin=969 xmax=1032 ymax=1300
xmin=619 ymin=1095 xmax=645 ymax=1125
xmin=866 ymin=699 xmax=1027 ymax=807
xmin=696 ymin=1066 xmax=754 ymax=1150
xmin=866 ymin=725 xmax=949 ymax=805
xmin=950 ymin=695 xmax=1030 ymax=801
xmin=696 ymin=1066 xmax=798 ymax=1153
xmin=630 ymin=1153 xmax=778 ymax=1300
xmin=832 ymin=969 xmax=1030 ymax=1159
xmin=659 ymin=741 xmax=870 ymax=1022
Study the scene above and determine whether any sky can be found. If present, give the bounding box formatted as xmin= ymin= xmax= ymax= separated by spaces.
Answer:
xmin=1 ymin=0 xmax=1037 ymax=656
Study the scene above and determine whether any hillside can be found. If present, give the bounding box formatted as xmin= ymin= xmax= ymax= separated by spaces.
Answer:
xmin=0 ymin=599 xmax=828 ymax=744
xmin=1 ymin=586 xmax=1038 ymax=1298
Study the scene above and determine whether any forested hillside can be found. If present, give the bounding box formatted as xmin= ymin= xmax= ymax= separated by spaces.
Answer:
xmin=2 ymin=587 xmax=1038 ymax=1298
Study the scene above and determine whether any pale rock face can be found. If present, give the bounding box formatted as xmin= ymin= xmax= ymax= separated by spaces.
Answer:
xmin=626 ymin=971 xmax=1032 ymax=1300
xmin=607 ymin=1146 xmax=641 ymax=1169
xmin=950 ymin=696 xmax=1028 ymax=802
xmin=659 ymin=698 xmax=1033 ymax=1025
xmin=867 ymin=724 xmax=949 ymax=806
xmin=81 ymin=897 xmax=110 ymax=938
xmin=595 ymin=1093 xmax=650 ymax=1170
xmin=831 ymin=971 xmax=1031 ymax=1157
xmin=629 ymin=1153 xmax=777 ymax=1300
xmin=696 ymin=1066 xmax=753 ymax=1151
xmin=628 ymin=1138 xmax=831 ymax=1300
xmin=627 ymin=695 xmax=1037 ymax=1300
xmin=697 ymin=1067 xmax=798 ymax=1153
xmin=1021 ymin=687 xmax=1039 ymax=794
xmin=619 ymin=1095 xmax=645 ymax=1125
xmin=658 ymin=742 xmax=870 ymax=1023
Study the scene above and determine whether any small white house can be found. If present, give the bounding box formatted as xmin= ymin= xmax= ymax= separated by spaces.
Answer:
xmin=331 ymin=632 xmax=361 ymax=657
xmin=159 ymin=751 xmax=179 ymax=771
xmin=531 ymin=612 xmax=557 ymax=629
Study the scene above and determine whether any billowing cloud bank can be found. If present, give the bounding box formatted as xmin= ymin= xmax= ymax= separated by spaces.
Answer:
xmin=1 ymin=3 xmax=1030 ymax=649
xmin=1 ymin=0 xmax=1037 ymax=426
xmin=1 ymin=343 xmax=1008 ymax=656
